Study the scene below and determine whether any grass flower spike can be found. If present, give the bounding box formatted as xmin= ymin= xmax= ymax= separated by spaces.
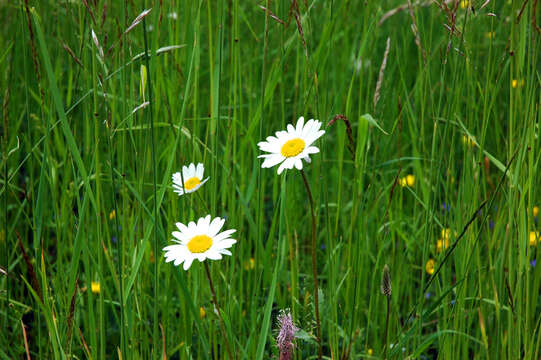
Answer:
xmin=172 ymin=163 xmax=209 ymax=195
xmin=163 ymin=215 xmax=236 ymax=270
xmin=258 ymin=116 xmax=325 ymax=174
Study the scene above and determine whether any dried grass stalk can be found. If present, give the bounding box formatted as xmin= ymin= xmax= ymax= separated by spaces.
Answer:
xmin=374 ymin=37 xmax=390 ymax=111
xmin=407 ymin=0 xmax=426 ymax=63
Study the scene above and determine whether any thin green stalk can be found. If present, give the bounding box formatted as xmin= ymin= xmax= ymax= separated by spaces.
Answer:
xmin=256 ymin=0 xmax=271 ymax=272
xmin=204 ymin=262 xmax=234 ymax=360
xmin=383 ymin=296 xmax=390 ymax=360
xmin=300 ymin=169 xmax=322 ymax=360
xmin=2 ymin=99 xmax=8 ymax=339
xmin=141 ymin=10 xmax=159 ymax=357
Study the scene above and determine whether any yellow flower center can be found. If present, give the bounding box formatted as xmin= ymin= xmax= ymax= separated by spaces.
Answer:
xmin=281 ymin=138 xmax=305 ymax=158
xmin=187 ymin=235 xmax=213 ymax=253
xmin=184 ymin=177 xmax=201 ymax=191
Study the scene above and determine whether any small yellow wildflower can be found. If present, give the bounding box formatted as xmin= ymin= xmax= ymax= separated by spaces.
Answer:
xmin=426 ymin=259 xmax=436 ymax=275
xmin=533 ymin=206 xmax=539 ymax=218
xmin=512 ymin=79 xmax=525 ymax=88
xmin=441 ymin=228 xmax=451 ymax=240
xmin=436 ymin=238 xmax=450 ymax=253
xmin=244 ymin=257 xmax=255 ymax=270
xmin=462 ymin=135 xmax=475 ymax=147
xmin=199 ymin=306 xmax=206 ymax=319
xmin=109 ymin=209 xmax=116 ymax=220
xmin=91 ymin=281 xmax=101 ymax=294
xmin=406 ymin=174 xmax=415 ymax=187
xmin=460 ymin=0 xmax=470 ymax=9
xmin=485 ymin=32 xmax=494 ymax=39
xmin=399 ymin=175 xmax=415 ymax=187
xmin=367 ymin=348 xmax=374 ymax=355
xmin=529 ymin=231 xmax=540 ymax=246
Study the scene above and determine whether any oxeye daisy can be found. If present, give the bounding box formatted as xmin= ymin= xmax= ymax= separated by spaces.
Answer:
xmin=172 ymin=163 xmax=209 ymax=195
xmin=257 ymin=116 xmax=325 ymax=174
xmin=163 ymin=215 xmax=236 ymax=270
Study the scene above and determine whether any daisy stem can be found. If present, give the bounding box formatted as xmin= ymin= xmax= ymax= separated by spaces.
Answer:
xmin=204 ymin=262 xmax=234 ymax=360
xmin=300 ymin=169 xmax=322 ymax=360
xmin=195 ymin=189 xmax=210 ymax=214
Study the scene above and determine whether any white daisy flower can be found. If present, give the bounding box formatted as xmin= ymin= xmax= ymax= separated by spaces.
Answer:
xmin=172 ymin=163 xmax=209 ymax=196
xmin=257 ymin=116 xmax=325 ymax=174
xmin=163 ymin=215 xmax=237 ymax=270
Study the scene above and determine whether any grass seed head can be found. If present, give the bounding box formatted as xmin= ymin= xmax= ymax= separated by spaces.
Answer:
xmin=381 ymin=264 xmax=392 ymax=297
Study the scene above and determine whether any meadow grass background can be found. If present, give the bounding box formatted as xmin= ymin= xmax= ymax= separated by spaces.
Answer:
xmin=1 ymin=0 xmax=540 ymax=358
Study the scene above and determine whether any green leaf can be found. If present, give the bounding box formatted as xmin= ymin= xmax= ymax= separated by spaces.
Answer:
xmin=360 ymin=114 xmax=390 ymax=135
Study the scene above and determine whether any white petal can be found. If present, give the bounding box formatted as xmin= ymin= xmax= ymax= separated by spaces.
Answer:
xmin=200 ymin=177 xmax=209 ymax=186
xmin=258 ymin=140 xmax=281 ymax=153
xmin=196 ymin=253 xmax=207 ymax=262
xmin=196 ymin=163 xmax=204 ymax=178
xmin=305 ymin=130 xmax=325 ymax=145
xmin=163 ymin=246 xmax=189 ymax=266
xmin=164 ymin=255 xmax=176 ymax=263
xmin=294 ymin=158 xmax=303 ymax=170
xmin=303 ymin=156 xmax=312 ymax=163
xmin=182 ymin=165 xmax=190 ymax=179
xmin=176 ymin=222 xmax=189 ymax=233
xmin=275 ymin=130 xmax=289 ymax=138
xmin=277 ymin=161 xmax=288 ymax=175
xmin=216 ymin=239 xmax=237 ymax=248
xmin=305 ymin=146 xmax=320 ymax=154
xmin=163 ymin=244 xmax=181 ymax=252
xmin=296 ymin=116 xmax=305 ymax=133
xmin=301 ymin=119 xmax=314 ymax=137
xmin=173 ymin=255 xmax=185 ymax=266
xmin=197 ymin=215 xmax=211 ymax=230
xmin=213 ymin=229 xmax=237 ymax=243
xmin=209 ymin=217 xmax=225 ymax=237
xmin=170 ymin=251 xmax=187 ymax=266
xmin=206 ymin=250 xmax=222 ymax=260
xmin=277 ymin=157 xmax=296 ymax=174
xmin=287 ymin=124 xmax=296 ymax=134
xmin=218 ymin=249 xmax=232 ymax=256
xmin=261 ymin=154 xmax=285 ymax=168
xmin=185 ymin=184 xmax=200 ymax=194
xmin=187 ymin=221 xmax=198 ymax=233
xmin=189 ymin=163 xmax=196 ymax=174
xmin=171 ymin=231 xmax=187 ymax=243
xmin=183 ymin=256 xmax=194 ymax=270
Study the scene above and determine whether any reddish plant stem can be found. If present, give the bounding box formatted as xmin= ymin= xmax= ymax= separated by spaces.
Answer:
xmin=300 ymin=169 xmax=322 ymax=360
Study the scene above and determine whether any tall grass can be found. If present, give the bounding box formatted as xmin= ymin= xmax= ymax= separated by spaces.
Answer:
xmin=1 ymin=0 xmax=540 ymax=359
